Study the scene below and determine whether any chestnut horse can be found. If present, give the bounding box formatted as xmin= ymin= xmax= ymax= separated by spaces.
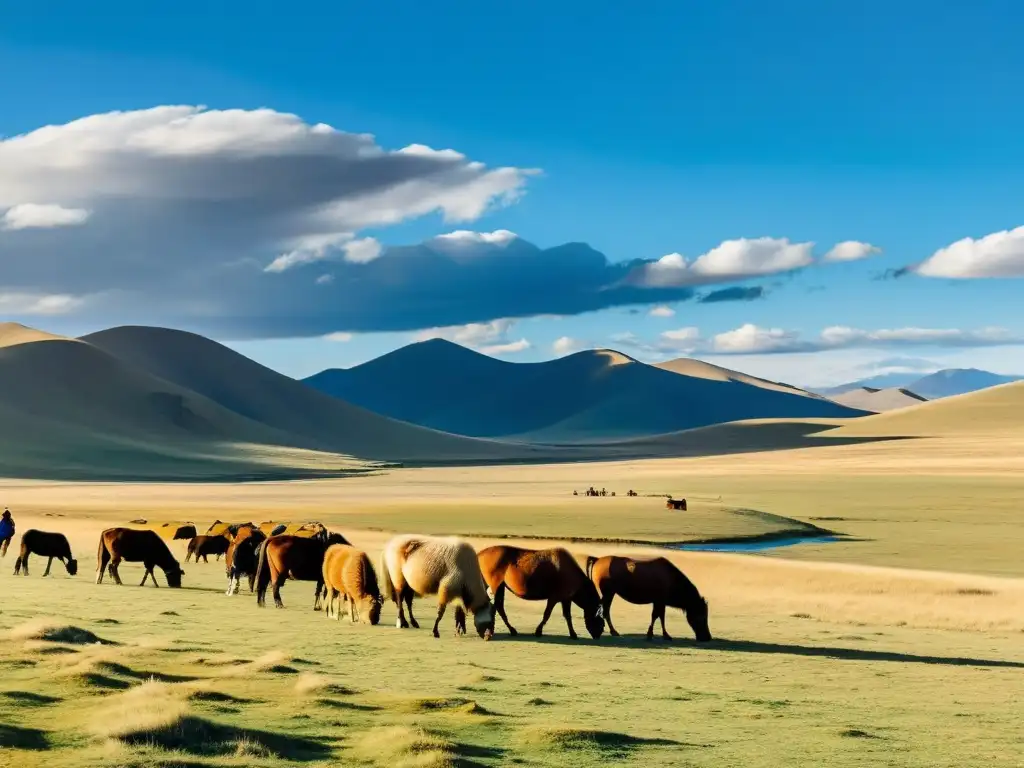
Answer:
xmin=319 ymin=543 xmax=383 ymax=625
xmin=253 ymin=529 xmax=349 ymax=608
xmin=584 ymin=555 xmax=711 ymax=641
xmin=380 ymin=534 xmax=495 ymax=640
xmin=185 ymin=534 xmax=230 ymax=563
xmin=13 ymin=530 xmax=78 ymax=577
xmin=474 ymin=545 xmax=605 ymax=639
xmin=96 ymin=528 xmax=184 ymax=588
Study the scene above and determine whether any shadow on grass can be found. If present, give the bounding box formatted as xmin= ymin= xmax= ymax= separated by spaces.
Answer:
xmin=493 ymin=632 xmax=1024 ymax=668
xmin=1 ymin=690 xmax=62 ymax=706
xmin=0 ymin=723 xmax=50 ymax=750
xmin=116 ymin=716 xmax=334 ymax=760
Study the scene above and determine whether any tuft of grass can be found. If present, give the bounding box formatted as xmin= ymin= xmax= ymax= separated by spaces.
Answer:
xmin=522 ymin=726 xmax=682 ymax=758
xmin=91 ymin=680 xmax=191 ymax=740
xmin=8 ymin=619 xmax=110 ymax=646
xmin=391 ymin=696 xmax=494 ymax=716
xmin=294 ymin=672 xmax=356 ymax=697
xmin=348 ymin=725 xmax=457 ymax=768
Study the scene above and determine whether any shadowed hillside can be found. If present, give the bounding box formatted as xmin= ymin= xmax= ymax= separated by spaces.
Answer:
xmin=304 ymin=340 xmax=870 ymax=441
xmin=832 ymin=387 xmax=928 ymax=413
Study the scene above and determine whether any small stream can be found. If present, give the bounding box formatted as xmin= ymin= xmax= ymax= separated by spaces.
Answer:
xmin=673 ymin=534 xmax=844 ymax=553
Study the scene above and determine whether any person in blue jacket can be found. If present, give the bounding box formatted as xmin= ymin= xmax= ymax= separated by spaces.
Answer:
xmin=0 ymin=508 xmax=14 ymax=557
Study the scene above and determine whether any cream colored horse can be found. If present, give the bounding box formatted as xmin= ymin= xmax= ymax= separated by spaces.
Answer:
xmin=380 ymin=534 xmax=495 ymax=639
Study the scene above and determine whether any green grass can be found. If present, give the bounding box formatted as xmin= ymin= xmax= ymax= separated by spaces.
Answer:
xmin=2 ymin=546 xmax=1022 ymax=768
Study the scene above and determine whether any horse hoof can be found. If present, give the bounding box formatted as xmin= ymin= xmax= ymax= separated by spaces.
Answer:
xmin=610 ymin=630 xmax=620 ymax=637
xmin=569 ymin=633 xmax=578 ymax=640
xmin=432 ymin=630 xmax=440 ymax=638
xmin=508 ymin=627 xmax=518 ymax=637
xmin=534 ymin=629 xmax=543 ymax=637
xmin=645 ymin=634 xmax=654 ymax=642
xmin=663 ymin=635 xmax=673 ymax=642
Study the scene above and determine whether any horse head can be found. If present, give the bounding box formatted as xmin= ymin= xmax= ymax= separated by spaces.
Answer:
xmin=65 ymin=558 xmax=79 ymax=576
xmin=686 ymin=596 xmax=712 ymax=642
xmin=582 ymin=585 xmax=606 ymax=639
xmin=165 ymin=567 xmax=185 ymax=588
xmin=473 ymin=602 xmax=496 ymax=641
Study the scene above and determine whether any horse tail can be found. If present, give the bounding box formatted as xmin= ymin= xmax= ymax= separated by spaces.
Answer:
xmin=585 ymin=555 xmax=598 ymax=582
xmin=96 ymin=533 xmax=110 ymax=578
xmin=379 ymin=547 xmax=395 ymax=602
xmin=254 ymin=539 xmax=271 ymax=605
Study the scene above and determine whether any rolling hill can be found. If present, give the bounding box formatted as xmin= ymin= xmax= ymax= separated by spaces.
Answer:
xmin=825 ymin=379 xmax=1024 ymax=438
xmin=303 ymin=339 xmax=870 ymax=441
xmin=654 ymin=357 xmax=821 ymax=398
xmin=819 ymin=368 xmax=1022 ymax=399
xmin=831 ymin=387 xmax=928 ymax=413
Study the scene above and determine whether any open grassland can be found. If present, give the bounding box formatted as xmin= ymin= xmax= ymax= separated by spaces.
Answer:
xmin=1 ymin=515 xmax=1023 ymax=768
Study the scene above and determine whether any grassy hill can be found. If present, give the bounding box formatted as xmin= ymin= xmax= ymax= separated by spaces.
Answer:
xmin=304 ymin=340 xmax=869 ymax=441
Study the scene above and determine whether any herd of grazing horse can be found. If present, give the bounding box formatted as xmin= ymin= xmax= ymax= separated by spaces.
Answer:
xmin=9 ymin=519 xmax=713 ymax=643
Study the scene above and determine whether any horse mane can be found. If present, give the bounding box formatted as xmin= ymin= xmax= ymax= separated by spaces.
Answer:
xmin=325 ymin=532 xmax=350 ymax=547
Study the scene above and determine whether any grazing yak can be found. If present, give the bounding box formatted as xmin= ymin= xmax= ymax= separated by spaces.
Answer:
xmin=584 ymin=555 xmax=711 ymax=641
xmin=380 ymin=534 xmax=495 ymax=640
xmin=13 ymin=530 xmax=78 ymax=577
xmin=96 ymin=528 xmax=185 ymax=588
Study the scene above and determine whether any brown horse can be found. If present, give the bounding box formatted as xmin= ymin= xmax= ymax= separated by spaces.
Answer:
xmin=160 ymin=522 xmax=198 ymax=540
xmin=475 ymin=545 xmax=605 ymax=639
xmin=584 ymin=555 xmax=710 ymax=641
xmin=13 ymin=530 xmax=78 ymax=577
xmin=206 ymin=520 xmax=256 ymax=537
xmin=97 ymin=528 xmax=184 ymax=588
xmin=666 ymin=498 xmax=687 ymax=511
xmin=319 ymin=543 xmax=383 ymax=624
xmin=224 ymin=526 xmax=267 ymax=595
xmin=254 ymin=529 xmax=349 ymax=608
xmin=185 ymin=534 xmax=230 ymax=563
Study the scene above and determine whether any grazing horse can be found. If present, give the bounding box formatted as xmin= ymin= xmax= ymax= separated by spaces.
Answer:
xmin=185 ymin=534 xmax=230 ymax=563
xmin=666 ymin=498 xmax=687 ymax=511
xmin=584 ymin=555 xmax=711 ymax=641
xmin=253 ymin=529 xmax=349 ymax=608
xmin=160 ymin=523 xmax=198 ymax=540
xmin=475 ymin=545 xmax=605 ymax=639
xmin=380 ymin=534 xmax=495 ymax=640
xmin=206 ymin=520 xmax=255 ymax=537
xmin=97 ymin=528 xmax=184 ymax=588
xmin=224 ymin=527 xmax=267 ymax=595
xmin=319 ymin=543 xmax=383 ymax=625
xmin=13 ymin=530 xmax=78 ymax=577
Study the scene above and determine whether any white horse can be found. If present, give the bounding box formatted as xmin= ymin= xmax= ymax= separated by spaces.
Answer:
xmin=380 ymin=534 xmax=495 ymax=639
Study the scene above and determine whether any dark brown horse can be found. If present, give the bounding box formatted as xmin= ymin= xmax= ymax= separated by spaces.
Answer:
xmin=224 ymin=526 xmax=267 ymax=595
xmin=319 ymin=543 xmax=383 ymax=624
xmin=254 ymin=529 xmax=349 ymax=608
xmin=666 ymin=498 xmax=687 ymax=511
xmin=97 ymin=528 xmax=184 ymax=588
xmin=185 ymin=534 xmax=230 ymax=563
xmin=475 ymin=545 xmax=605 ymax=639
xmin=584 ymin=555 xmax=710 ymax=641
xmin=13 ymin=530 xmax=78 ymax=577
xmin=160 ymin=522 xmax=198 ymax=540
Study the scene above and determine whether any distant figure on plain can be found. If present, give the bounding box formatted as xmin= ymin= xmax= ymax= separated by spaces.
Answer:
xmin=0 ymin=509 xmax=14 ymax=557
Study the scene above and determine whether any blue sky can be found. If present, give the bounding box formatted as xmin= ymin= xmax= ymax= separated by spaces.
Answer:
xmin=1 ymin=1 xmax=1023 ymax=386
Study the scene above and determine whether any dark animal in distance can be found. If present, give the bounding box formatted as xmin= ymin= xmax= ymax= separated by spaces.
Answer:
xmin=666 ymin=497 xmax=687 ymax=511
xmin=160 ymin=523 xmax=198 ymax=540
xmin=474 ymin=545 xmax=604 ymax=639
xmin=185 ymin=534 xmax=230 ymax=563
xmin=96 ymin=528 xmax=185 ymax=588
xmin=319 ymin=543 xmax=383 ymax=624
xmin=224 ymin=526 xmax=267 ymax=595
xmin=254 ymin=529 xmax=349 ymax=608
xmin=13 ymin=530 xmax=78 ymax=577
xmin=584 ymin=555 xmax=711 ymax=641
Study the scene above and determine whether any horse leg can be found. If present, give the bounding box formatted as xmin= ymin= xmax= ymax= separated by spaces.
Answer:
xmin=140 ymin=568 xmax=149 ymax=587
xmin=15 ymin=551 xmax=28 ymax=576
xmin=347 ymin=594 xmax=358 ymax=623
xmin=561 ymin=600 xmax=578 ymax=639
xmin=43 ymin=556 xmax=54 ymax=577
xmin=493 ymin=583 xmax=517 ymax=636
xmin=110 ymin=557 xmax=123 ymax=585
xmin=395 ymin=591 xmax=409 ymax=629
xmin=404 ymin=587 xmax=420 ymax=629
xmin=313 ymin=579 xmax=323 ymax=611
xmin=658 ymin=604 xmax=672 ymax=641
xmin=602 ymin=593 xmax=621 ymax=636
xmin=646 ymin=604 xmax=660 ymax=641
xmin=535 ymin=598 xmax=558 ymax=636
xmin=272 ymin=573 xmax=285 ymax=608
xmin=431 ymin=589 xmax=450 ymax=638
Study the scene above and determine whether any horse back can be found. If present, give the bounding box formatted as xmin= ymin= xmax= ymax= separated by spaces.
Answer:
xmin=268 ymin=535 xmax=326 ymax=580
xmin=22 ymin=529 xmax=72 ymax=558
xmin=103 ymin=527 xmax=174 ymax=564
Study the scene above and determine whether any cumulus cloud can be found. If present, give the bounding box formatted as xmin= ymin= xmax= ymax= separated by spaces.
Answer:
xmin=1 ymin=203 xmax=90 ymax=231
xmin=648 ymin=305 xmax=675 ymax=317
xmin=323 ymin=331 xmax=353 ymax=342
xmin=698 ymin=286 xmax=765 ymax=304
xmin=823 ymin=241 xmax=882 ymax=262
xmin=414 ymin=318 xmax=530 ymax=355
xmin=915 ymin=225 xmax=1024 ymax=278
xmin=631 ymin=237 xmax=814 ymax=288
xmin=482 ymin=338 xmax=531 ymax=355
xmin=553 ymin=336 xmax=582 ymax=354
xmin=0 ymin=292 xmax=87 ymax=315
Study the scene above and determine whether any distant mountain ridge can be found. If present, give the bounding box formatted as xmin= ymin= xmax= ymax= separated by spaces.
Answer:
xmin=304 ymin=339 xmax=869 ymax=441
xmin=818 ymin=368 xmax=1022 ymax=400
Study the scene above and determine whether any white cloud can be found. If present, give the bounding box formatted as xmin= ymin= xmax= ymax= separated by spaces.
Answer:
xmin=552 ymin=336 xmax=582 ymax=354
xmin=0 ymin=105 xmax=535 ymax=328
xmin=0 ymin=292 xmax=86 ymax=315
xmin=481 ymin=338 xmax=530 ymax=355
xmin=916 ymin=225 xmax=1024 ymax=278
xmin=430 ymin=229 xmax=519 ymax=249
xmin=315 ymin=274 xmax=334 ymax=285
xmin=415 ymin=318 xmax=515 ymax=348
xmin=323 ymin=331 xmax=353 ymax=342
xmin=648 ymin=305 xmax=675 ymax=317
xmin=823 ymin=240 xmax=882 ymax=262
xmin=711 ymin=324 xmax=801 ymax=354
xmin=636 ymin=237 xmax=815 ymax=287
xmin=1 ymin=203 xmax=90 ymax=230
